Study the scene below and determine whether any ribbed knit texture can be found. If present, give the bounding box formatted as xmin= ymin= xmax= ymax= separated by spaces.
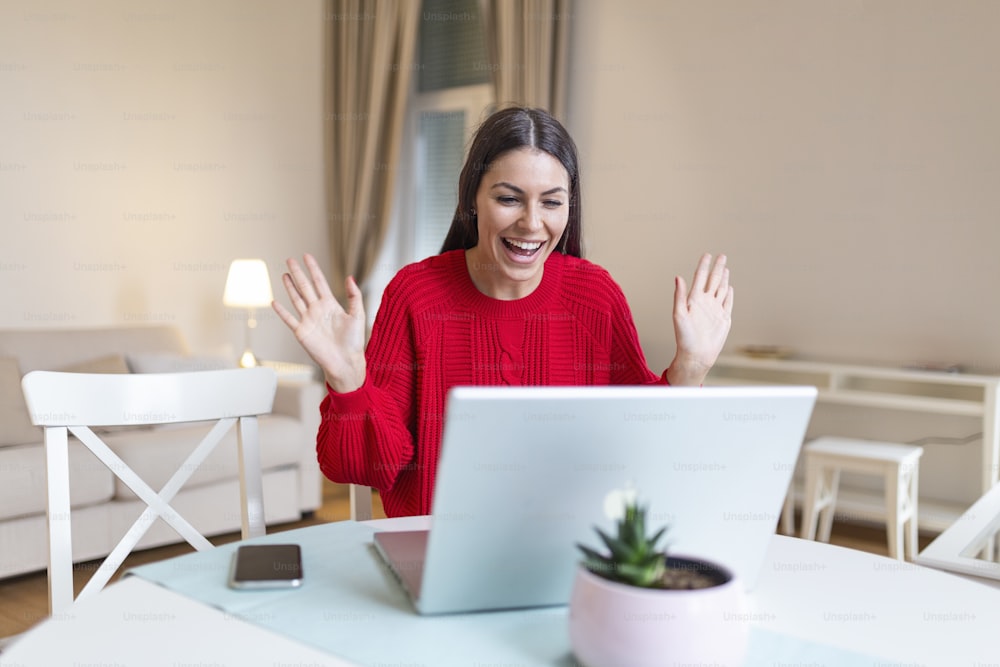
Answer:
xmin=318 ymin=250 xmax=667 ymax=517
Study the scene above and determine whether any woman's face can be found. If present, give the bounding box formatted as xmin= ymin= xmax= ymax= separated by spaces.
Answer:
xmin=466 ymin=147 xmax=570 ymax=300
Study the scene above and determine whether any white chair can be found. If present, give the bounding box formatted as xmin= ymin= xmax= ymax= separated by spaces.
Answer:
xmin=800 ymin=436 xmax=923 ymax=560
xmin=916 ymin=480 xmax=1000 ymax=579
xmin=350 ymin=484 xmax=373 ymax=521
xmin=20 ymin=367 xmax=277 ymax=615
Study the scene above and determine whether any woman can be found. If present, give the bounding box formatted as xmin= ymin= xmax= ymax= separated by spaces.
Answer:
xmin=273 ymin=107 xmax=733 ymax=517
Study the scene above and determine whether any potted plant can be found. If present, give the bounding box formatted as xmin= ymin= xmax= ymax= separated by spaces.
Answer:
xmin=569 ymin=492 xmax=750 ymax=667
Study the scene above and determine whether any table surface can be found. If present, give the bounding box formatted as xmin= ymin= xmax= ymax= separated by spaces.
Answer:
xmin=4 ymin=515 xmax=1000 ymax=667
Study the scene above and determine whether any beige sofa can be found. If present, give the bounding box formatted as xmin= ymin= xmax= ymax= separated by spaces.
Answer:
xmin=0 ymin=325 xmax=325 ymax=579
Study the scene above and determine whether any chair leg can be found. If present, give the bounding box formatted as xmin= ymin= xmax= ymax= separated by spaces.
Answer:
xmin=801 ymin=461 xmax=837 ymax=541
xmin=816 ymin=468 xmax=839 ymax=543
xmin=905 ymin=462 xmax=920 ymax=561
xmin=885 ymin=467 xmax=904 ymax=560
xmin=44 ymin=427 xmax=75 ymax=616
xmin=236 ymin=415 xmax=266 ymax=539
xmin=800 ymin=463 xmax=820 ymax=540
xmin=780 ymin=490 xmax=795 ymax=536
xmin=350 ymin=484 xmax=373 ymax=521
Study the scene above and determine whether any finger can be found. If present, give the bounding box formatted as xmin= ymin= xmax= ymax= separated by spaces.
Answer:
xmin=304 ymin=253 xmax=336 ymax=301
xmin=706 ymin=254 xmax=727 ymax=295
xmin=723 ymin=285 xmax=734 ymax=314
xmin=690 ymin=253 xmax=712 ymax=292
xmin=345 ymin=275 xmax=366 ymax=321
xmin=271 ymin=298 xmax=301 ymax=331
xmin=673 ymin=275 xmax=689 ymax=318
xmin=286 ymin=256 xmax=319 ymax=303
xmin=715 ymin=266 xmax=730 ymax=300
xmin=281 ymin=272 xmax=309 ymax=316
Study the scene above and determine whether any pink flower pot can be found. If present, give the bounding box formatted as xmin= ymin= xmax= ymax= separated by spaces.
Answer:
xmin=568 ymin=559 xmax=750 ymax=667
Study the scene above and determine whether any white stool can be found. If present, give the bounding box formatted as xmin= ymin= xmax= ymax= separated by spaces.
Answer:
xmin=800 ymin=436 xmax=923 ymax=561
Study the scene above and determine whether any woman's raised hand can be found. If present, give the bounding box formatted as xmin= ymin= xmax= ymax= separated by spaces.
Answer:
xmin=667 ymin=253 xmax=734 ymax=387
xmin=271 ymin=254 xmax=367 ymax=393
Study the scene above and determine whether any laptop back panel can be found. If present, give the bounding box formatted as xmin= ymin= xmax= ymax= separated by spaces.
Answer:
xmin=387 ymin=385 xmax=817 ymax=614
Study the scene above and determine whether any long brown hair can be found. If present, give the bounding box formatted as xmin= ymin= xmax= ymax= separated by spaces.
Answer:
xmin=439 ymin=106 xmax=583 ymax=257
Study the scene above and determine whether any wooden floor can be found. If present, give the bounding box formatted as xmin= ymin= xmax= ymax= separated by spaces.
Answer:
xmin=0 ymin=482 xmax=929 ymax=640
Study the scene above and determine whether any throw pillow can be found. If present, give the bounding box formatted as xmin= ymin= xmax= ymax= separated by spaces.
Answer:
xmin=55 ymin=354 xmax=134 ymax=433
xmin=127 ymin=352 xmax=235 ymax=374
xmin=58 ymin=354 xmax=131 ymax=375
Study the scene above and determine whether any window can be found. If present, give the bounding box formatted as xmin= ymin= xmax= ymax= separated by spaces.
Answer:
xmin=409 ymin=0 xmax=493 ymax=261
xmin=368 ymin=0 xmax=493 ymax=322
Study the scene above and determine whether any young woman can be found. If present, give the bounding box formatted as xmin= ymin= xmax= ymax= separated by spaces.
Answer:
xmin=273 ymin=107 xmax=733 ymax=517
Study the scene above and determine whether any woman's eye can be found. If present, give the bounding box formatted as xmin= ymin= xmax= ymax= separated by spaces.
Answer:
xmin=543 ymin=200 xmax=564 ymax=208
xmin=497 ymin=196 xmax=519 ymax=205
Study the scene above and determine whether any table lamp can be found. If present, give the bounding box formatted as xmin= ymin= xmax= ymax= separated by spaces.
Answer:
xmin=223 ymin=259 xmax=274 ymax=368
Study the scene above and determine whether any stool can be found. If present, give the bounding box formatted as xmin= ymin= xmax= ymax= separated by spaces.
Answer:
xmin=800 ymin=437 xmax=923 ymax=561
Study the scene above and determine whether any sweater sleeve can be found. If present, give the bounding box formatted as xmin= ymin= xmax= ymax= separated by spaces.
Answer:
xmin=316 ymin=271 xmax=418 ymax=493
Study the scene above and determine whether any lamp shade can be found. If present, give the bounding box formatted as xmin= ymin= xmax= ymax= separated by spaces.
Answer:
xmin=223 ymin=259 xmax=274 ymax=308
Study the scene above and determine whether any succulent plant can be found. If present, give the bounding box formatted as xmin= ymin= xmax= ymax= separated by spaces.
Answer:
xmin=577 ymin=500 xmax=668 ymax=588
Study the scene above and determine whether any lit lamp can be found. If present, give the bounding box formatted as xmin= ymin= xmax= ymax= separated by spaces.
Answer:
xmin=223 ymin=259 xmax=274 ymax=368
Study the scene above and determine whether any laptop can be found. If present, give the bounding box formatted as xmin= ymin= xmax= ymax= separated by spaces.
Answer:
xmin=373 ymin=384 xmax=817 ymax=614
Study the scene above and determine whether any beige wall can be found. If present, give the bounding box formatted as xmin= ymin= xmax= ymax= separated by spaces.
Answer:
xmin=566 ymin=0 xmax=1000 ymax=507
xmin=568 ymin=0 xmax=1000 ymax=375
xmin=0 ymin=0 xmax=327 ymax=364
xmin=4 ymin=0 xmax=998 ymax=504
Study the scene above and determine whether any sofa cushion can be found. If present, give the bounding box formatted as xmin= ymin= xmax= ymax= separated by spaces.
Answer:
xmin=0 ymin=357 xmax=40 ymax=446
xmin=0 ymin=325 xmax=188 ymax=374
xmin=0 ymin=441 xmax=116 ymax=521
xmin=103 ymin=414 xmax=303 ymax=500
xmin=127 ymin=352 xmax=234 ymax=374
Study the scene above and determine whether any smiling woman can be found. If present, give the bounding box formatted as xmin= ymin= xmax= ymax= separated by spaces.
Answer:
xmin=441 ymin=107 xmax=582 ymax=258
xmin=464 ymin=148 xmax=570 ymax=299
xmin=271 ymin=106 xmax=735 ymax=518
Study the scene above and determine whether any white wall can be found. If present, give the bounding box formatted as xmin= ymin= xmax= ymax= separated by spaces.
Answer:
xmin=566 ymin=0 xmax=1000 ymax=508
xmin=568 ymin=0 xmax=1000 ymax=375
xmin=0 ymin=0 xmax=327 ymax=364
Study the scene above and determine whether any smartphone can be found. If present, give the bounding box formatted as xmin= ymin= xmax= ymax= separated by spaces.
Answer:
xmin=228 ymin=544 xmax=304 ymax=590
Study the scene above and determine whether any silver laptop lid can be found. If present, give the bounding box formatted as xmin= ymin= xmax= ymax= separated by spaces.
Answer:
xmin=417 ymin=385 xmax=817 ymax=614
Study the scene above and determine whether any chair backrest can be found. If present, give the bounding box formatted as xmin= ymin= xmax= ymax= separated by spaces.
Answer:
xmin=21 ymin=367 xmax=278 ymax=615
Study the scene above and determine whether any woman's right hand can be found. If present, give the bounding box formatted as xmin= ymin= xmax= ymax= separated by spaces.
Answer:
xmin=271 ymin=253 xmax=367 ymax=393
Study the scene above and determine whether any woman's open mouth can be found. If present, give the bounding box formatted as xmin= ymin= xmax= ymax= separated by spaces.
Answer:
xmin=502 ymin=238 xmax=544 ymax=260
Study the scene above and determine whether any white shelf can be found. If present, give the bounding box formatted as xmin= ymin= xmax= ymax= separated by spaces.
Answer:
xmin=815 ymin=390 xmax=985 ymax=417
xmin=709 ymin=354 xmax=1000 ymax=530
xmin=709 ymin=377 xmax=986 ymax=416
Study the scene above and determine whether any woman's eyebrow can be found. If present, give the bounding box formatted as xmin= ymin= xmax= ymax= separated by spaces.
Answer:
xmin=490 ymin=181 xmax=568 ymax=196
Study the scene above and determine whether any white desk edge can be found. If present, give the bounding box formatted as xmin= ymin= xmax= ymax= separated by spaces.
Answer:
xmin=4 ymin=515 xmax=1000 ymax=666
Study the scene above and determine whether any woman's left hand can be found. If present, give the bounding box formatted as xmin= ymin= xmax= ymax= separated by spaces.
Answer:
xmin=667 ymin=253 xmax=734 ymax=386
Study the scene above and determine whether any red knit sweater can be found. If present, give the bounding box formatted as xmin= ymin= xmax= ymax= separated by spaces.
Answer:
xmin=318 ymin=249 xmax=667 ymax=517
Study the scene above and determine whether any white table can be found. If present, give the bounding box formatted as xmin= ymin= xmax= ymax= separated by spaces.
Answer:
xmin=4 ymin=516 xmax=999 ymax=666
xmin=1 ymin=576 xmax=351 ymax=666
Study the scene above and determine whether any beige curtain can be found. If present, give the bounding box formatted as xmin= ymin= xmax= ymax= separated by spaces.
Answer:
xmin=483 ymin=0 xmax=571 ymax=120
xmin=325 ymin=0 xmax=420 ymax=296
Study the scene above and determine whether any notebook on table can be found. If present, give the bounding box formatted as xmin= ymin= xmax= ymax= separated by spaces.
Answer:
xmin=373 ymin=384 xmax=817 ymax=615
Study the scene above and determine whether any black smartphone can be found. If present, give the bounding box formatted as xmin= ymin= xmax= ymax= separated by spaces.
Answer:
xmin=228 ymin=544 xmax=304 ymax=590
